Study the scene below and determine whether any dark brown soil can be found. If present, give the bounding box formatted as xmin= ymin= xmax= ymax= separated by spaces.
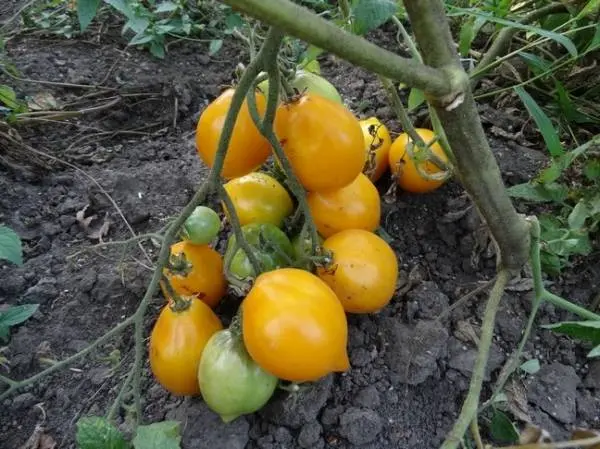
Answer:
xmin=1 ymin=5 xmax=599 ymax=449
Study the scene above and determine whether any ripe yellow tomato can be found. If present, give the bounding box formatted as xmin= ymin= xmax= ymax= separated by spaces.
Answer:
xmin=223 ymin=172 xmax=294 ymax=228
xmin=149 ymin=297 xmax=223 ymax=396
xmin=317 ymin=229 xmax=398 ymax=314
xmin=274 ymin=94 xmax=365 ymax=192
xmin=163 ymin=241 xmax=227 ymax=308
xmin=242 ymin=268 xmax=350 ymax=382
xmin=388 ymin=128 xmax=450 ymax=193
xmin=360 ymin=117 xmax=392 ymax=182
xmin=307 ymin=173 xmax=380 ymax=238
xmin=196 ymin=88 xmax=271 ymax=179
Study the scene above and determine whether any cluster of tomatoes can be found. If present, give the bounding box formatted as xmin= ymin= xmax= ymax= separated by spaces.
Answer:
xmin=148 ymin=64 xmax=450 ymax=423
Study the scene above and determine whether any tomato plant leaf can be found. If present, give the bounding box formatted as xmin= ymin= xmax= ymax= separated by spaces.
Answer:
xmin=575 ymin=0 xmax=600 ymax=20
xmin=408 ymin=88 xmax=425 ymax=111
xmin=155 ymin=2 xmax=178 ymax=13
xmin=351 ymin=0 xmax=397 ymax=35
xmin=0 ymin=304 xmax=39 ymax=342
xmin=132 ymin=421 xmax=181 ymax=449
xmin=507 ymin=182 xmax=568 ymax=203
xmin=0 ymin=85 xmax=19 ymax=110
xmin=514 ymin=86 xmax=563 ymax=157
xmin=542 ymin=321 xmax=600 ymax=345
xmin=0 ymin=225 xmax=23 ymax=266
xmin=75 ymin=416 xmax=130 ymax=449
xmin=568 ymin=200 xmax=591 ymax=230
xmin=588 ymin=344 xmax=600 ymax=358
xmin=519 ymin=359 xmax=540 ymax=374
xmin=77 ymin=0 xmax=100 ymax=31
xmin=489 ymin=409 xmax=519 ymax=444
xmin=209 ymin=39 xmax=223 ymax=56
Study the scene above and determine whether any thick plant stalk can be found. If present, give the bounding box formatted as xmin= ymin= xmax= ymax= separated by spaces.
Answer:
xmin=403 ymin=0 xmax=530 ymax=272
xmin=220 ymin=0 xmax=455 ymax=98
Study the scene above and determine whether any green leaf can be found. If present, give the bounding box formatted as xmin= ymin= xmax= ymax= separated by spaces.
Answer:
xmin=155 ymin=2 xmax=178 ymax=13
xmin=209 ymin=39 xmax=223 ymax=56
xmin=132 ymin=421 xmax=181 ymax=449
xmin=447 ymin=7 xmax=578 ymax=57
xmin=575 ymin=0 xmax=600 ymax=20
xmin=129 ymin=32 xmax=154 ymax=45
xmin=0 ymin=225 xmax=23 ymax=265
xmin=0 ymin=85 xmax=19 ymax=110
xmin=568 ymin=200 xmax=591 ymax=230
xmin=77 ymin=0 xmax=100 ymax=31
xmin=519 ymin=359 xmax=540 ymax=374
xmin=408 ymin=88 xmax=425 ymax=111
xmin=542 ymin=321 xmax=600 ymax=345
xmin=507 ymin=182 xmax=568 ymax=203
xmin=76 ymin=416 xmax=130 ymax=449
xmin=588 ymin=344 xmax=600 ymax=358
xmin=351 ymin=0 xmax=397 ymax=35
xmin=518 ymin=52 xmax=552 ymax=77
xmin=0 ymin=304 xmax=38 ymax=327
xmin=489 ymin=409 xmax=519 ymax=444
xmin=150 ymin=41 xmax=165 ymax=59
xmin=458 ymin=16 xmax=486 ymax=57
xmin=514 ymin=86 xmax=563 ymax=157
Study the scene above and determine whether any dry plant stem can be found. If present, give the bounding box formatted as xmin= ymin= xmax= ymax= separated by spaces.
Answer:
xmin=219 ymin=0 xmax=455 ymax=97
xmin=403 ymin=0 xmax=530 ymax=272
xmin=440 ymin=269 xmax=511 ymax=449
xmin=472 ymin=2 xmax=567 ymax=85
xmin=498 ymin=435 xmax=600 ymax=449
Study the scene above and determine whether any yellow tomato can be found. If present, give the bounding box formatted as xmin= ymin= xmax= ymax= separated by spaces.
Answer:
xmin=149 ymin=297 xmax=223 ymax=396
xmin=274 ymin=93 xmax=365 ymax=192
xmin=360 ymin=117 xmax=392 ymax=182
xmin=317 ymin=229 xmax=398 ymax=314
xmin=242 ymin=268 xmax=350 ymax=382
xmin=307 ymin=173 xmax=380 ymax=238
xmin=223 ymin=172 xmax=294 ymax=228
xmin=388 ymin=128 xmax=450 ymax=193
xmin=163 ymin=241 xmax=227 ymax=308
xmin=196 ymin=88 xmax=271 ymax=179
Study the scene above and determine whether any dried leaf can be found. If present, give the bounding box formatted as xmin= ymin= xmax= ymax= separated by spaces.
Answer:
xmin=87 ymin=214 xmax=111 ymax=242
xmin=27 ymin=92 xmax=59 ymax=111
xmin=505 ymin=378 xmax=532 ymax=423
xmin=505 ymin=277 xmax=534 ymax=292
xmin=519 ymin=423 xmax=553 ymax=445
xmin=76 ymin=205 xmax=111 ymax=241
xmin=19 ymin=425 xmax=56 ymax=449
xmin=570 ymin=428 xmax=600 ymax=449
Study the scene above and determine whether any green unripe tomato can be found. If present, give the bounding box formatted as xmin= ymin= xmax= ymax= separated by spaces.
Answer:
xmin=290 ymin=70 xmax=343 ymax=104
xmin=198 ymin=328 xmax=278 ymax=423
xmin=182 ymin=206 xmax=221 ymax=245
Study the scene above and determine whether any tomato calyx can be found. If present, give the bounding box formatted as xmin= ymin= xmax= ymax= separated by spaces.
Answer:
xmin=165 ymin=252 xmax=193 ymax=277
xmin=402 ymin=137 xmax=452 ymax=183
xmin=161 ymin=275 xmax=193 ymax=313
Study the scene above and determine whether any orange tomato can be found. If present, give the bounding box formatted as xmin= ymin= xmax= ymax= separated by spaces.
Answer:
xmin=317 ymin=229 xmax=398 ymax=314
xmin=360 ymin=117 xmax=392 ymax=182
xmin=307 ymin=173 xmax=380 ymax=238
xmin=223 ymin=172 xmax=294 ymax=228
xmin=274 ymin=93 xmax=365 ymax=192
xmin=242 ymin=268 xmax=350 ymax=382
xmin=196 ymin=88 xmax=271 ymax=179
xmin=149 ymin=297 xmax=223 ymax=396
xmin=388 ymin=128 xmax=450 ymax=193
xmin=163 ymin=241 xmax=227 ymax=308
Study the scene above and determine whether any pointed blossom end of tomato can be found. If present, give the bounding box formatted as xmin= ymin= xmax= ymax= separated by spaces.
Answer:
xmin=219 ymin=413 xmax=241 ymax=423
xmin=334 ymin=351 xmax=351 ymax=372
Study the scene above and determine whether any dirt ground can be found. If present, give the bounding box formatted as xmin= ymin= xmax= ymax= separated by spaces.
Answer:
xmin=1 ymin=4 xmax=599 ymax=449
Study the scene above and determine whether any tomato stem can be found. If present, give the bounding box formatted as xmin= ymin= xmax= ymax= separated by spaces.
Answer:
xmin=160 ymin=275 xmax=192 ymax=313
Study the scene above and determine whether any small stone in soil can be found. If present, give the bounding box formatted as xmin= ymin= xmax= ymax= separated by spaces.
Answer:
xmin=584 ymin=360 xmax=600 ymax=389
xmin=447 ymin=338 xmax=505 ymax=381
xmin=527 ymin=362 xmax=580 ymax=424
xmin=406 ymin=281 xmax=450 ymax=320
xmin=354 ymin=385 xmax=381 ymax=409
xmin=11 ymin=393 xmax=36 ymax=409
xmin=22 ymin=277 xmax=58 ymax=304
xmin=298 ymin=422 xmax=322 ymax=448
xmin=382 ymin=319 xmax=448 ymax=385
xmin=338 ymin=407 xmax=383 ymax=445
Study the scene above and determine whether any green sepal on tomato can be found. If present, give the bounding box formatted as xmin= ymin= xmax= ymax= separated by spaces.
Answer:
xmin=182 ymin=206 xmax=222 ymax=245
xmin=198 ymin=327 xmax=278 ymax=423
xmin=225 ymin=223 xmax=295 ymax=281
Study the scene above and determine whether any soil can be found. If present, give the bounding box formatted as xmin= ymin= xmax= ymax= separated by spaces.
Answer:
xmin=1 ymin=4 xmax=599 ymax=449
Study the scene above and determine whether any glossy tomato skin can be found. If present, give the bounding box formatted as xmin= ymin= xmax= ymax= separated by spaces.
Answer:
xmin=274 ymin=94 xmax=365 ymax=192
xmin=388 ymin=128 xmax=449 ymax=193
xmin=164 ymin=241 xmax=227 ymax=308
xmin=196 ymin=88 xmax=271 ymax=180
xmin=225 ymin=223 xmax=295 ymax=280
xmin=183 ymin=206 xmax=221 ymax=245
xmin=149 ymin=298 xmax=223 ymax=396
xmin=223 ymin=172 xmax=294 ymax=228
xmin=198 ymin=328 xmax=278 ymax=423
xmin=360 ymin=117 xmax=392 ymax=182
xmin=317 ymin=229 xmax=398 ymax=314
xmin=307 ymin=173 xmax=380 ymax=238
xmin=242 ymin=268 xmax=350 ymax=382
